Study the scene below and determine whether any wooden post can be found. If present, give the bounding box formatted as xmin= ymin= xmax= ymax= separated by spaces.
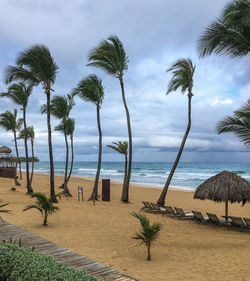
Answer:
xmin=225 ymin=200 xmax=228 ymax=224
xmin=78 ymin=186 xmax=83 ymax=202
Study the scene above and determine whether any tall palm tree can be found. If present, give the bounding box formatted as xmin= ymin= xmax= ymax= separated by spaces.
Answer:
xmin=157 ymin=58 xmax=195 ymax=206
xmin=1 ymin=82 xmax=33 ymax=193
xmin=73 ymin=75 xmax=104 ymax=200
xmin=87 ymin=35 xmax=132 ymax=203
xmin=18 ymin=126 xmax=35 ymax=184
xmin=198 ymin=0 xmax=250 ymax=58
xmin=216 ymin=99 xmax=250 ymax=147
xmin=5 ymin=44 xmax=58 ymax=199
xmin=65 ymin=118 xmax=75 ymax=185
xmin=42 ymin=95 xmax=74 ymax=195
xmin=0 ymin=110 xmax=22 ymax=186
xmin=107 ymin=141 xmax=128 ymax=200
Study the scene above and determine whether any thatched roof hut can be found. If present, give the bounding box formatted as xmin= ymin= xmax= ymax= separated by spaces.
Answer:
xmin=0 ymin=146 xmax=12 ymax=154
xmin=194 ymin=170 xmax=250 ymax=222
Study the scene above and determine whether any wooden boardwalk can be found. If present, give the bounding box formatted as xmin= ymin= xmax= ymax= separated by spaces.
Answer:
xmin=0 ymin=222 xmax=137 ymax=281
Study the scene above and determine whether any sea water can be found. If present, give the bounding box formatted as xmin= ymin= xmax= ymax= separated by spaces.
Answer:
xmin=31 ymin=161 xmax=250 ymax=191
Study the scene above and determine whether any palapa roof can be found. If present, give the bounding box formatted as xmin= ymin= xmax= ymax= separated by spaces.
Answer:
xmin=194 ymin=170 xmax=250 ymax=204
xmin=0 ymin=146 xmax=12 ymax=154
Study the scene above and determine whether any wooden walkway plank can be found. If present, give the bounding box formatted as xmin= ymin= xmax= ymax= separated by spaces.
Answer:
xmin=0 ymin=222 xmax=137 ymax=281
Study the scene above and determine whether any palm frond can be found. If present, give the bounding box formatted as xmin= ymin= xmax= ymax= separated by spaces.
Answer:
xmin=107 ymin=141 xmax=128 ymax=154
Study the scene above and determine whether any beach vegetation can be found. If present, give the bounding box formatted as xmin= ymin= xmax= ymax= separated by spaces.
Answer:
xmin=87 ymin=36 xmax=132 ymax=203
xmin=0 ymin=201 xmax=11 ymax=222
xmin=5 ymin=44 xmax=59 ymax=200
xmin=23 ymin=192 xmax=61 ymax=226
xmin=107 ymin=141 xmax=128 ymax=200
xmin=198 ymin=0 xmax=250 ymax=58
xmin=157 ymin=58 xmax=195 ymax=206
xmin=0 ymin=110 xmax=22 ymax=185
xmin=0 ymin=242 xmax=99 ymax=281
xmin=1 ymin=82 xmax=33 ymax=192
xmin=18 ymin=126 xmax=35 ymax=185
xmin=73 ymin=74 xmax=104 ymax=200
xmin=131 ymin=212 xmax=162 ymax=261
xmin=42 ymin=94 xmax=75 ymax=196
xmin=216 ymin=99 xmax=250 ymax=147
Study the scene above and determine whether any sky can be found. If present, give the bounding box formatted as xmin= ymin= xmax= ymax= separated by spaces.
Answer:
xmin=0 ymin=0 xmax=250 ymax=163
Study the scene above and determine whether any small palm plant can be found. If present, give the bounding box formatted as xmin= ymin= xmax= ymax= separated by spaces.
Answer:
xmin=0 ymin=201 xmax=11 ymax=222
xmin=131 ymin=212 xmax=162 ymax=261
xmin=23 ymin=192 xmax=61 ymax=226
xmin=107 ymin=141 xmax=128 ymax=200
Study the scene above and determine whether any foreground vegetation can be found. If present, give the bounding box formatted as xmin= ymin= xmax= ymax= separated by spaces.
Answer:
xmin=0 ymin=242 xmax=99 ymax=281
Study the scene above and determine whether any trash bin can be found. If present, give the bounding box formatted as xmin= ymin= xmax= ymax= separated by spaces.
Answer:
xmin=102 ymin=179 xmax=110 ymax=201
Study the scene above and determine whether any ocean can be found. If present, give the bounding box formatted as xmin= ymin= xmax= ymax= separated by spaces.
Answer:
xmin=31 ymin=161 xmax=250 ymax=191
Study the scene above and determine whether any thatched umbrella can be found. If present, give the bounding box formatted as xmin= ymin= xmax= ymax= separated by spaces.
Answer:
xmin=0 ymin=146 xmax=12 ymax=154
xmin=194 ymin=171 xmax=250 ymax=223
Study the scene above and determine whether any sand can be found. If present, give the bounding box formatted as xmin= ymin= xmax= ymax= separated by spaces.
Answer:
xmin=1 ymin=173 xmax=250 ymax=281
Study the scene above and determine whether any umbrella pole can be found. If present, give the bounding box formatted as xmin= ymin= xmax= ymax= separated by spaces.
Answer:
xmin=225 ymin=200 xmax=228 ymax=224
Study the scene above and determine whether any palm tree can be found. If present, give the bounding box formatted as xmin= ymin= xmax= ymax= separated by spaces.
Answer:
xmin=18 ymin=126 xmax=35 ymax=184
xmin=131 ymin=212 xmax=162 ymax=261
xmin=23 ymin=192 xmax=61 ymax=226
xmin=198 ymin=0 xmax=250 ymax=58
xmin=65 ymin=118 xmax=75 ymax=185
xmin=0 ymin=110 xmax=22 ymax=186
xmin=87 ymin=35 xmax=132 ymax=203
xmin=1 ymin=82 xmax=34 ymax=193
xmin=107 ymin=141 xmax=128 ymax=200
xmin=73 ymin=75 xmax=104 ymax=200
xmin=216 ymin=99 xmax=250 ymax=146
xmin=42 ymin=94 xmax=74 ymax=195
xmin=157 ymin=59 xmax=195 ymax=206
xmin=5 ymin=44 xmax=59 ymax=199
xmin=0 ymin=201 xmax=11 ymax=222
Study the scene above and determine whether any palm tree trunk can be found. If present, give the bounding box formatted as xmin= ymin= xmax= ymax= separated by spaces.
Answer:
xmin=119 ymin=78 xmax=132 ymax=203
xmin=157 ymin=93 xmax=192 ymax=206
xmin=91 ymin=105 xmax=102 ymax=200
xmin=66 ymin=135 xmax=74 ymax=184
xmin=13 ymin=131 xmax=20 ymax=186
xmin=121 ymin=153 xmax=128 ymax=201
xmin=147 ymin=244 xmax=151 ymax=261
xmin=23 ymin=108 xmax=33 ymax=193
xmin=46 ymin=90 xmax=56 ymax=201
xmin=63 ymin=124 xmax=71 ymax=196
xmin=30 ymin=139 xmax=34 ymax=184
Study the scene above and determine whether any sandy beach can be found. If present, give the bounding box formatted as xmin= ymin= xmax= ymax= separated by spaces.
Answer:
xmin=1 ymin=173 xmax=250 ymax=281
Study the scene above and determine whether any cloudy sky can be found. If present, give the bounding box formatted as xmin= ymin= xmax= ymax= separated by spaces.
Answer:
xmin=0 ymin=0 xmax=250 ymax=163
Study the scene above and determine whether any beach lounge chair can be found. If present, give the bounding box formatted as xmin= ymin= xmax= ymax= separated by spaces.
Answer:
xmin=150 ymin=203 xmax=167 ymax=214
xmin=230 ymin=216 xmax=246 ymax=228
xmin=206 ymin=213 xmax=226 ymax=225
xmin=243 ymin=218 xmax=250 ymax=229
xmin=192 ymin=210 xmax=210 ymax=223
xmin=162 ymin=206 xmax=177 ymax=217
xmin=174 ymin=207 xmax=193 ymax=219
xmin=140 ymin=201 xmax=157 ymax=213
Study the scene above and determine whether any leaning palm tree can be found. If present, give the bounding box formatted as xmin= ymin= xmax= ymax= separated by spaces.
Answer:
xmin=198 ymin=0 xmax=250 ymax=58
xmin=65 ymin=118 xmax=75 ymax=185
xmin=157 ymin=59 xmax=195 ymax=206
xmin=5 ymin=44 xmax=58 ymax=199
xmin=1 ymin=83 xmax=33 ymax=193
xmin=0 ymin=110 xmax=22 ymax=186
xmin=42 ymin=94 xmax=74 ymax=195
xmin=23 ymin=192 xmax=61 ymax=226
xmin=73 ymin=75 xmax=104 ymax=200
xmin=87 ymin=35 xmax=132 ymax=203
xmin=107 ymin=141 xmax=128 ymax=200
xmin=18 ymin=126 xmax=35 ymax=184
xmin=216 ymin=99 xmax=250 ymax=147
xmin=131 ymin=212 xmax=162 ymax=261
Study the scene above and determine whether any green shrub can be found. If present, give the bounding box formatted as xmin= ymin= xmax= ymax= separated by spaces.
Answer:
xmin=0 ymin=242 xmax=99 ymax=281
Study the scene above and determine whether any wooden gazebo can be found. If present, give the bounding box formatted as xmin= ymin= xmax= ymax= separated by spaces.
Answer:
xmin=0 ymin=146 xmax=16 ymax=178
